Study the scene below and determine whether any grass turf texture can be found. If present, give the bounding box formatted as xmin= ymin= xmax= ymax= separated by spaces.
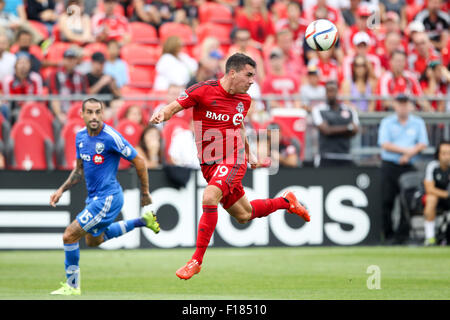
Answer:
xmin=0 ymin=247 xmax=449 ymax=300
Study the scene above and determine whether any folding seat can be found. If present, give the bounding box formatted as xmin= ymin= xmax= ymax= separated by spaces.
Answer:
xmin=198 ymin=2 xmax=233 ymax=25
xmin=196 ymin=22 xmax=232 ymax=45
xmin=67 ymin=101 xmax=83 ymax=120
xmin=129 ymin=22 xmax=159 ymax=45
xmin=29 ymin=20 xmax=50 ymax=39
xmin=18 ymin=102 xmax=60 ymax=142
xmin=128 ymin=65 xmax=155 ymax=89
xmin=121 ymin=43 xmax=161 ymax=66
xmin=82 ymin=42 xmax=108 ymax=61
xmin=116 ymin=119 xmax=144 ymax=169
xmin=159 ymin=22 xmax=196 ymax=45
xmin=45 ymin=42 xmax=72 ymax=63
xmin=56 ymin=118 xmax=85 ymax=170
xmin=7 ymin=119 xmax=54 ymax=170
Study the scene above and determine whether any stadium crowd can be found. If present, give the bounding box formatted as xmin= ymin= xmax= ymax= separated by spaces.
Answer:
xmin=0 ymin=0 xmax=449 ymax=171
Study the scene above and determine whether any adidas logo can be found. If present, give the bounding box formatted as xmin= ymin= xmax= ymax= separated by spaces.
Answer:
xmin=216 ymin=180 xmax=222 ymax=185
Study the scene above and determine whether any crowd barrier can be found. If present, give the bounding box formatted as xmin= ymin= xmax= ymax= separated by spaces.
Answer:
xmin=0 ymin=167 xmax=382 ymax=249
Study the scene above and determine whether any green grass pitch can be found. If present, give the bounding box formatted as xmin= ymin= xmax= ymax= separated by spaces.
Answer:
xmin=0 ymin=247 xmax=449 ymax=300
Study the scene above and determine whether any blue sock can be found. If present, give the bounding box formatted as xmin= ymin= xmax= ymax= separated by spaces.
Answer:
xmin=64 ymin=243 xmax=80 ymax=288
xmin=103 ymin=218 xmax=145 ymax=242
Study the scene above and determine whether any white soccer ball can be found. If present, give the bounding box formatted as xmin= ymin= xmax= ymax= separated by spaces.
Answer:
xmin=305 ymin=19 xmax=339 ymax=51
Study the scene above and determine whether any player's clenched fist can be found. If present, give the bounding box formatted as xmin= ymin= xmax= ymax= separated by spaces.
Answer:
xmin=141 ymin=191 xmax=152 ymax=207
xmin=50 ymin=189 xmax=63 ymax=207
xmin=150 ymin=110 xmax=165 ymax=124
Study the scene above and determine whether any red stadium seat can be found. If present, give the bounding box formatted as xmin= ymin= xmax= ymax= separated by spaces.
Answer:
xmin=129 ymin=22 xmax=159 ymax=45
xmin=46 ymin=42 xmax=72 ymax=62
xmin=57 ymin=118 xmax=85 ymax=170
xmin=67 ymin=101 xmax=83 ymax=120
xmin=120 ymin=43 xmax=161 ymax=66
xmin=128 ymin=65 xmax=155 ymax=89
xmin=29 ymin=20 xmax=50 ymax=39
xmin=51 ymin=23 xmax=61 ymax=42
xmin=18 ymin=102 xmax=57 ymax=142
xmin=196 ymin=23 xmax=232 ymax=45
xmin=116 ymin=119 xmax=144 ymax=169
xmin=8 ymin=119 xmax=54 ymax=170
xmin=159 ymin=23 xmax=196 ymax=45
xmin=198 ymin=2 xmax=233 ymax=25
xmin=116 ymin=119 xmax=143 ymax=147
xmin=83 ymin=42 xmax=108 ymax=61
xmin=9 ymin=44 xmax=44 ymax=61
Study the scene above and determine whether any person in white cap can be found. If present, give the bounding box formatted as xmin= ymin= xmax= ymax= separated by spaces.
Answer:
xmin=342 ymin=31 xmax=382 ymax=79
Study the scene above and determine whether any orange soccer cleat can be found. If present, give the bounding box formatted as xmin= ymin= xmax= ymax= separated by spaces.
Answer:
xmin=176 ymin=259 xmax=202 ymax=280
xmin=282 ymin=191 xmax=311 ymax=222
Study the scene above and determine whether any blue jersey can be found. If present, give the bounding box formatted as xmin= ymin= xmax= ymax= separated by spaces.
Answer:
xmin=75 ymin=123 xmax=137 ymax=199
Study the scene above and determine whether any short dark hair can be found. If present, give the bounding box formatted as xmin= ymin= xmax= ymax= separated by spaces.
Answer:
xmin=325 ymin=80 xmax=338 ymax=88
xmin=434 ymin=140 xmax=450 ymax=159
xmin=82 ymin=98 xmax=104 ymax=111
xmin=225 ymin=53 xmax=256 ymax=74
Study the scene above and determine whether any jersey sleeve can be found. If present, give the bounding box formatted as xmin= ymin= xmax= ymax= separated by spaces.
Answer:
xmin=176 ymin=83 xmax=204 ymax=109
xmin=107 ymin=128 xmax=138 ymax=161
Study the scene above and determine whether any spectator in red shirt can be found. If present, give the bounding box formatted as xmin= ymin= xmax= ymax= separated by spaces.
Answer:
xmin=275 ymin=28 xmax=305 ymax=79
xmin=262 ymin=47 xmax=301 ymax=109
xmin=308 ymin=48 xmax=342 ymax=86
xmin=92 ymin=0 xmax=131 ymax=45
xmin=343 ymin=31 xmax=382 ymax=80
xmin=408 ymin=31 xmax=441 ymax=77
xmin=419 ymin=60 xmax=449 ymax=112
xmin=235 ymin=0 xmax=275 ymax=48
xmin=377 ymin=49 xmax=431 ymax=111
xmin=47 ymin=48 xmax=87 ymax=124
xmin=2 ymin=52 xmax=43 ymax=122
xmin=304 ymin=0 xmax=343 ymax=27
xmin=377 ymin=31 xmax=404 ymax=71
xmin=274 ymin=1 xmax=307 ymax=42
xmin=342 ymin=4 xmax=378 ymax=55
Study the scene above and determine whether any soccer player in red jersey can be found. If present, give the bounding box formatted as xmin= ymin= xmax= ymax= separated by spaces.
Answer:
xmin=150 ymin=53 xmax=310 ymax=280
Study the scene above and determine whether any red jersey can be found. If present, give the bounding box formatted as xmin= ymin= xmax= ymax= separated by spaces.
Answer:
xmin=176 ymin=80 xmax=252 ymax=164
xmin=407 ymin=47 xmax=441 ymax=77
xmin=377 ymin=70 xmax=422 ymax=97
xmin=92 ymin=13 xmax=130 ymax=42
xmin=2 ymin=72 xmax=43 ymax=95
xmin=262 ymin=74 xmax=300 ymax=108
xmin=235 ymin=9 xmax=275 ymax=44
xmin=315 ymin=59 xmax=342 ymax=85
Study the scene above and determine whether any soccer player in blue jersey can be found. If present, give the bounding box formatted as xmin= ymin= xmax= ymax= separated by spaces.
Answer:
xmin=49 ymin=98 xmax=160 ymax=296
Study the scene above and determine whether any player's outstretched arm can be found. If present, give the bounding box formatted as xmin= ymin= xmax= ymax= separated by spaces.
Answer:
xmin=150 ymin=101 xmax=184 ymax=124
xmin=50 ymin=159 xmax=84 ymax=207
xmin=131 ymin=154 xmax=153 ymax=207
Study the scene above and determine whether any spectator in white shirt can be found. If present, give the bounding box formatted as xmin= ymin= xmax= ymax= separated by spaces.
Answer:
xmin=0 ymin=34 xmax=16 ymax=81
xmin=153 ymin=35 xmax=198 ymax=91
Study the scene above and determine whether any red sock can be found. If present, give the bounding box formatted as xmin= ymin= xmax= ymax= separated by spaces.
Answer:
xmin=250 ymin=198 xmax=289 ymax=220
xmin=192 ymin=205 xmax=218 ymax=265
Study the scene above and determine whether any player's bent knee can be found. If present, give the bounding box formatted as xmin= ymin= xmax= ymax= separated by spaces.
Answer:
xmin=202 ymin=190 xmax=221 ymax=206
xmin=63 ymin=229 xmax=78 ymax=244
